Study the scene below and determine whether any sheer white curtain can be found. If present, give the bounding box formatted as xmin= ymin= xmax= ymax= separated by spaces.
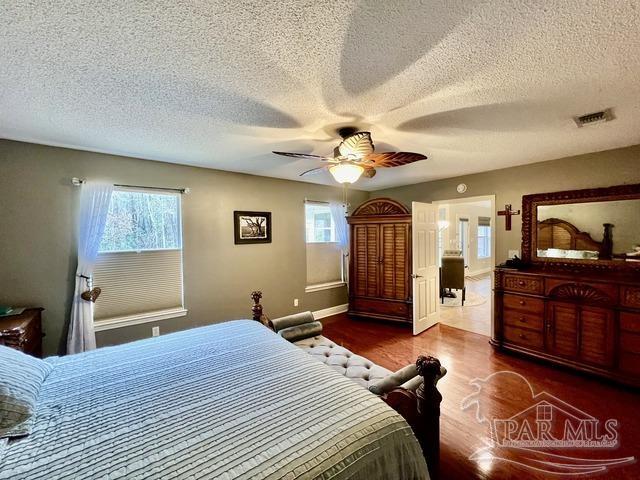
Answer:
xmin=67 ymin=181 xmax=113 ymax=354
xmin=330 ymin=202 xmax=349 ymax=284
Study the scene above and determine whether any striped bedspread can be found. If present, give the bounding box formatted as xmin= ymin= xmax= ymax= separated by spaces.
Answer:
xmin=0 ymin=320 xmax=428 ymax=479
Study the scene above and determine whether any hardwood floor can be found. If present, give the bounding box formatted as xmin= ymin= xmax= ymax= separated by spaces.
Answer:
xmin=322 ymin=314 xmax=640 ymax=480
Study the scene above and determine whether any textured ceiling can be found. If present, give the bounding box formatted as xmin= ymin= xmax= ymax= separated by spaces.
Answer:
xmin=1 ymin=0 xmax=639 ymax=191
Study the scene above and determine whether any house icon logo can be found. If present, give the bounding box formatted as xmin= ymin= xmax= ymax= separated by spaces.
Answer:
xmin=461 ymin=371 xmax=635 ymax=475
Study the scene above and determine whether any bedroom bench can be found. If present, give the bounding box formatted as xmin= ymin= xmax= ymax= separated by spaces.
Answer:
xmin=250 ymin=292 xmax=446 ymax=479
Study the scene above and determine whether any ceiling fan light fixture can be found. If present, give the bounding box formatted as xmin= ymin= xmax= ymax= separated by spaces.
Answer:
xmin=329 ymin=163 xmax=364 ymax=184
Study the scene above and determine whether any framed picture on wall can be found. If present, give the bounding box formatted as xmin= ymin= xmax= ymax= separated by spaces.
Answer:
xmin=234 ymin=211 xmax=272 ymax=244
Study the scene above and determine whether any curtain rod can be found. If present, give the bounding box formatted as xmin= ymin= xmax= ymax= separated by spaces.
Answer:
xmin=71 ymin=177 xmax=189 ymax=194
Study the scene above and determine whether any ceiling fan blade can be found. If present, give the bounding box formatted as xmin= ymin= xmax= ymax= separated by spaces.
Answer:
xmin=273 ymin=151 xmax=333 ymax=161
xmin=363 ymin=152 xmax=427 ymax=168
xmin=337 ymin=131 xmax=374 ymax=157
xmin=299 ymin=166 xmax=328 ymax=177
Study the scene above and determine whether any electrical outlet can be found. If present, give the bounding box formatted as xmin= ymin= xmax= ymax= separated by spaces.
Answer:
xmin=152 ymin=326 xmax=160 ymax=337
xmin=508 ymin=249 xmax=520 ymax=259
xmin=293 ymin=298 xmax=299 ymax=307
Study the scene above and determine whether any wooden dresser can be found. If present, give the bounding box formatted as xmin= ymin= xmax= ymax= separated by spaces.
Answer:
xmin=493 ymin=268 xmax=640 ymax=386
xmin=347 ymin=198 xmax=412 ymax=323
xmin=0 ymin=308 xmax=44 ymax=358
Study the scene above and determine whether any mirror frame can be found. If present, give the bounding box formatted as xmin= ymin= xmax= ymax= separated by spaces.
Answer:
xmin=522 ymin=183 xmax=640 ymax=271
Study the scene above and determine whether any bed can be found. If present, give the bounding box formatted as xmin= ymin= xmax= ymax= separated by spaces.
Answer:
xmin=536 ymin=218 xmax=612 ymax=259
xmin=0 ymin=320 xmax=430 ymax=479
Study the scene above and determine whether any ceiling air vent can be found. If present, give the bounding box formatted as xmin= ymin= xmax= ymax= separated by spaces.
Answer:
xmin=574 ymin=108 xmax=614 ymax=127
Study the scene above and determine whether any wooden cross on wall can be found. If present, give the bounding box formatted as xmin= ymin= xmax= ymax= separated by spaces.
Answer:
xmin=497 ymin=204 xmax=521 ymax=231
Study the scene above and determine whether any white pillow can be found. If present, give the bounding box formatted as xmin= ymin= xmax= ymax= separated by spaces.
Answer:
xmin=0 ymin=345 xmax=53 ymax=438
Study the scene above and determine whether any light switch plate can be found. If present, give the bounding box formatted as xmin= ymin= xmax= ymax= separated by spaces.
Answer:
xmin=293 ymin=299 xmax=299 ymax=307
xmin=152 ymin=326 xmax=160 ymax=337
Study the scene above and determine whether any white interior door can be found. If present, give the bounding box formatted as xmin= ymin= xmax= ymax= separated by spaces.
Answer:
xmin=412 ymin=202 xmax=440 ymax=335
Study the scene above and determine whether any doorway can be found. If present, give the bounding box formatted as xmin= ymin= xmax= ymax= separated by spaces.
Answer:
xmin=433 ymin=195 xmax=496 ymax=336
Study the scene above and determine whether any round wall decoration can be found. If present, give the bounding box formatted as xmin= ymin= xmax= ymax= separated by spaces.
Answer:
xmin=456 ymin=183 xmax=468 ymax=193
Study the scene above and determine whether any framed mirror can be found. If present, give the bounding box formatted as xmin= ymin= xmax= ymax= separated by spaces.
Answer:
xmin=521 ymin=183 xmax=640 ymax=270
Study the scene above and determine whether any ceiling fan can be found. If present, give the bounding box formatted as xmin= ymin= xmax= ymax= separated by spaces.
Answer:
xmin=272 ymin=127 xmax=427 ymax=184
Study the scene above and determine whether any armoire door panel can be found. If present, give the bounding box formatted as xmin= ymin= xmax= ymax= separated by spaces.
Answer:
xmin=547 ymin=302 xmax=578 ymax=358
xmin=381 ymin=224 xmax=396 ymax=299
xmin=395 ymin=224 xmax=409 ymax=300
xmin=579 ymin=306 xmax=614 ymax=367
xmin=365 ymin=225 xmax=380 ymax=297
xmin=353 ymin=225 xmax=373 ymax=297
xmin=380 ymin=224 xmax=409 ymax=300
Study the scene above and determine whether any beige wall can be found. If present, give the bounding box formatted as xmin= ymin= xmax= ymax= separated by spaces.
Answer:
xmin=373 ymin=145 xmax=640 ymax=263
xmin=0 ymin=140 xmax=368 ymax=356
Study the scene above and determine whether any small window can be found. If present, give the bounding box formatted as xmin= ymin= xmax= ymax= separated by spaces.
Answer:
xmin=93 ymin=189 xmax=184 ymax=322
xmin=477 ymin=218 xmax=491 ymax=259
xmin=305 ymin=202 xmax=343 ymax=289
xmin=305 ymin=203 xmax=336 ymax=243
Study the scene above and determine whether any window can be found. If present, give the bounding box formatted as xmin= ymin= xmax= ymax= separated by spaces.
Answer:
xmin=93 ymin=189 xmax=185 ymax=326
xmin=477 ymin=217 xmax=491 ymax=259
xmin=305 ymin=203 xmax=336 ymax=243
xmin=459 ymin=217 xmax=469 ymax=265
xmin=304 ymin=202 xmax=343 ymax=290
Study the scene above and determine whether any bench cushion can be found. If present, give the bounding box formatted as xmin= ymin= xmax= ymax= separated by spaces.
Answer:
xmin=294 ymin=335 xmax=391 ymax=389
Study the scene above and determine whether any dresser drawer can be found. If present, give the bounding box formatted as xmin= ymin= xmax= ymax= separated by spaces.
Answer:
xmin=503 ymin=274 xmax=544 ymax=294
xmin=503 ymin=294 xmax=545 ymax=315
xmin=503 ymin=308 xmax=544 ymax=331
xmin=620 ymin=312 xmax=640 ymax=334
xmin=504 ymin=325 xmax=544 ymax=350
xmin=622 ymin=286 xmax=640 ymax=310
xmin=545 ymin=278 xmax=618 ymax=305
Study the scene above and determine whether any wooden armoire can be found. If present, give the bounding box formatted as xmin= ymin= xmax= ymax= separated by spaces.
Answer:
xmin=347 ymin=198 xmax=412 ymax=323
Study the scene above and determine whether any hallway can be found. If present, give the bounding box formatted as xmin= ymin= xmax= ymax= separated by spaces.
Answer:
xmin=439 ymin=273 xmax=492 ymax=336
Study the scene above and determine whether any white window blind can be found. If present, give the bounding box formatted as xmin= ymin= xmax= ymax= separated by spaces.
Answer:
xmin=305 ymin=201 xmax=343 ymax=288
xmin=93 ymin=189 xmax=184 ymax=322
xmin=93 ymin=250 xmax=183 ymax=320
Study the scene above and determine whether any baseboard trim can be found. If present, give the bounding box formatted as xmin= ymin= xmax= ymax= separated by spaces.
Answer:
xmin=466 ymin=267 xmax=492 ymax=277
xmin=313 ymin=303 xmax=348 ymax=319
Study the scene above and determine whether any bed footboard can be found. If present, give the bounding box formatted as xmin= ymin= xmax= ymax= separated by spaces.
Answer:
xmin=380 ymin=356 xmax=444 ymax=479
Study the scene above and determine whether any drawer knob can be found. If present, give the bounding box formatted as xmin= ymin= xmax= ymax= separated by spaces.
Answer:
xmin=520 ymin=317 xmax=527 ymax=323
xmin=518 ymin=281 xmax=525 ymax=286
xmin=519 ymin=300 xmax=525 ymax=305
xmin=519 ymin=333 xmax=526 ymax=339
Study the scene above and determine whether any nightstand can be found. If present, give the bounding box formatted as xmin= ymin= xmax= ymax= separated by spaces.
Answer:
xmin=0 ymin=308 xmax=44 ymax=358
